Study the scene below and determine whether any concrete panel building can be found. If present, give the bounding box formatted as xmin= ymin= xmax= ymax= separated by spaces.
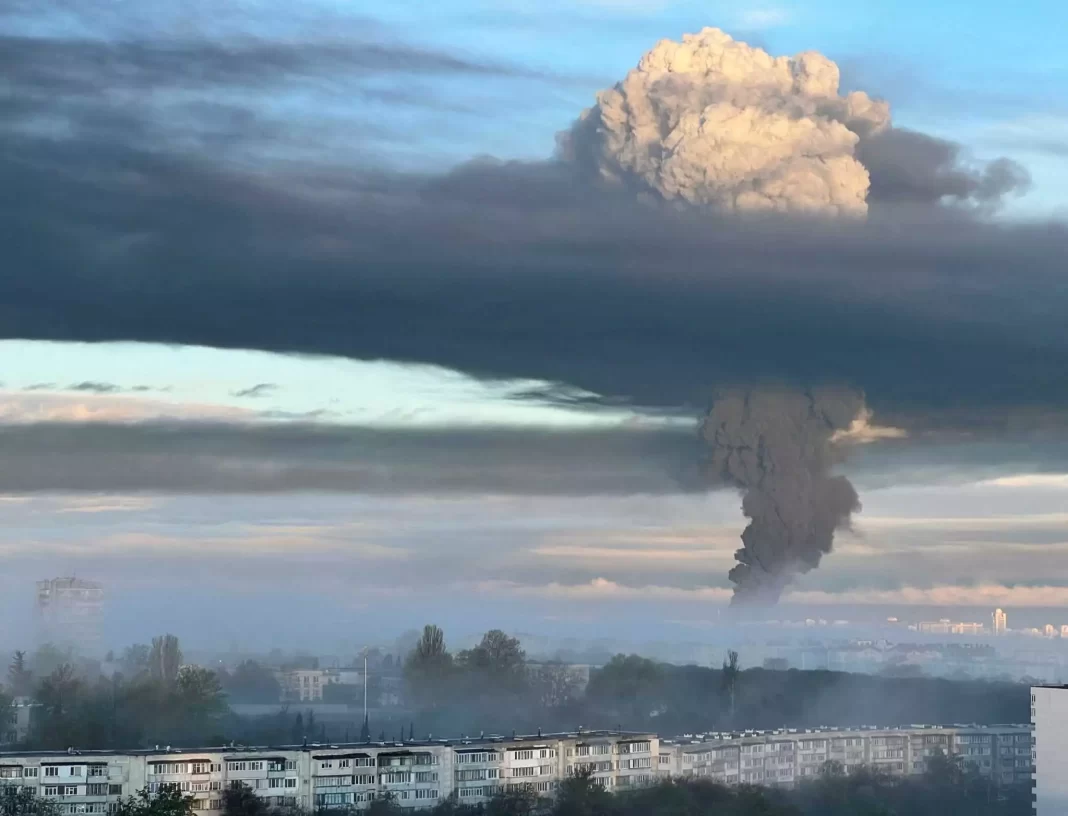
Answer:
xmin=1032 ymin=685 xmax=1068 ymax=816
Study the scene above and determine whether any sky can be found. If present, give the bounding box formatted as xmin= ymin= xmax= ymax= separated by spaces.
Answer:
xmin=2 ymin=0 xmax=1068 ymax=653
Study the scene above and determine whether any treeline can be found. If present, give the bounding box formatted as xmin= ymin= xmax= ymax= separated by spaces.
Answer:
xmin=3 ymin=626 xmax=1029 ymax=751
xmin=400 ymin=625 xmax=1028 ymax=738
xmin=1 ymin=762 xmax=1033 ymax=816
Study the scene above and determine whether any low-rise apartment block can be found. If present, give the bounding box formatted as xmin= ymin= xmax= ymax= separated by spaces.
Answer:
xmin=661 ymin=724 xmax=1032 ymax=788
xmin=0 ymin=731 xmax=658 ymax=815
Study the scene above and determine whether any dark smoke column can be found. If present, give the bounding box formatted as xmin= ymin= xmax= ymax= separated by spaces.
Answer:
xmin=700 ymin=388 xmax=863 ymax=605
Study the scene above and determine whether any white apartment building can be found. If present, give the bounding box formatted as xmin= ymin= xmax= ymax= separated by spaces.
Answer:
xmin=1032 ymin=685 xmax=1068 ymax=816
xmin=661 ymin=724 xmax=1032 ymax=788
xmin=0 ymin=731 xmax=658 ymax=815
xmin=278 ymin=670 xmax=326 ymax=702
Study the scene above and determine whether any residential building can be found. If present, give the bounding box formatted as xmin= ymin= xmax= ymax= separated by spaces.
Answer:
xmin=661 ymin=723 xmax=1032 ymax=788
xmin=2 ymin=698 xmax=37 ymax=746
xmin=35 ymin=578 xmax=104 ymax=653
xmin=993 ymin=608 xmax=1008 ymax=636
xmin=0 ymin=731 xmax=657 ymax=815
xmin=279 ymin=670 xmax=326 ymax=702
xmin=1032 ymin=685 xmax=1068 ymax=816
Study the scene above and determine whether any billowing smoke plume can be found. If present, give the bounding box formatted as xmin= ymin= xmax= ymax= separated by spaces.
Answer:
xmin=559 ymin=27 xmax=1027 ymax=215
xmin=700 ymin=389 xmax=864 ymax=604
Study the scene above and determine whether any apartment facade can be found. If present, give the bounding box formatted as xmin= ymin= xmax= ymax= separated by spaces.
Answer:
xmin=660 ymin=724 xmax=1032 ymax=788
xmin=0 ymin=731 xmax=658 ymax=815
xmin=1032 ymin=685 xmax=1068 ymax=816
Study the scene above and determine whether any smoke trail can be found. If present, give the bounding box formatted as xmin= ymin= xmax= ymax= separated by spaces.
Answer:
xmin=700 ymin=388 xmax=863 ymax=604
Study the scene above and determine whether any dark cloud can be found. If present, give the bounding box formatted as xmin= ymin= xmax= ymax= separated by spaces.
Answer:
xmin=0 ymin=17 xmax=1064 ymax=439
xmin=2 ymin=134 xmax=1065 ymax=431
xmin=0 ymin=422 xmax=697 ymax=495
xmin=858 ymin=128 xmax=1031 ymax=208
xmin=68 ymin=381 xmax=122 ymax=394
xmin=0 ymin=419 xmax=1063 ymax=495
xmin=232 ymin=383 xmax=278 ymax=399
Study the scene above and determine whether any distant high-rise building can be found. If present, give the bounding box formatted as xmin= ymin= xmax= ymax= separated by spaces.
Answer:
xmin=993 ymin=608 xmax=1007 ymax=635
xmin=36 ymin=577 xmax=104 ymax=653
xmin=1045 ymin=624 xmax=1057 ymax=638
xmin=1061 ymin=625 xmax=1068 ymax=639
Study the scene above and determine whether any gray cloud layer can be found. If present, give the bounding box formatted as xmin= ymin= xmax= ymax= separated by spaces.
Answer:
xmin=0 ymin=16 xmax=1065 ymax=437
xmin=0 ymin=420 xmax=1064 ymax=495
xmin=0 ymin=422 xmax=697 ymax=494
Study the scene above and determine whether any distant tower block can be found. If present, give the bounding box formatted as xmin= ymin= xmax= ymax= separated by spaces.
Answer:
xmin=992 ymin=607 xmax=1007 ymax=636
xmin=36 ymin=577 xmax=104 ymax=653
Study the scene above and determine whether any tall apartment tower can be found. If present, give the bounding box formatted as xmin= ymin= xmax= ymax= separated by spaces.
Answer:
xmin=1032 ymin=686 xmax=1067 ymax=816
xmin=993 ymin=607 xmax=1007 ymax=635
xmin=35 ymin=577 xmax=104 ymax=653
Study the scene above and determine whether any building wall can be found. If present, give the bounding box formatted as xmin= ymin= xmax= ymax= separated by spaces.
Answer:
xmin=1033 ymin=686 xmax=1068 ymax=816
xmin=0 ymin=732 xmax=658 ymax=815
xmin=663 ymin=724 xmax=1032 ymax=788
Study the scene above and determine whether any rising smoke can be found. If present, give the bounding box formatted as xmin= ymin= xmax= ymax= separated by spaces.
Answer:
xmin=559 ymin=27 xmax=1026 ymax=215
xmin=700 ymin=389 xmax=864 ymax=605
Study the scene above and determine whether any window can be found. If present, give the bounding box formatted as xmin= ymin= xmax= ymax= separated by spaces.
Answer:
xmin=414 ymin=789 xmax=438 ymax=800
xmin=319 ymin=761 xmax=333 ymax=770
xmin=268 ymin=779 xmax=282 ymax=789
xmin=512 ymin=750 xmax=533 ymax=761
xmin=415 ymin=772 xmax=438 ymax=783
xmin=88 ymin=767 xmax=107 ymax=778
xmin=109 ymin=785 xmax=122 ymax=796
xmin=24 ymin=768 xmax=39 ymax=779
xmin=338 ymin=760 xmax=350 ymax=768
xmin=69 ymin=767 xmax=83 ymax=777
xmin=457 ymin=752 xmax=499 ymax=764
xmin=285 ymin=761 xmax=296 ymax=771
xmin=284 ymin=778 xmax=297 ymax=789
xmin=512 ymin=767 xmax=535 ymax=778
xmin=65 ymin=786 xmax=79 ymax=796
xmin=45 ymin=767 xmax=60 ymax=778
xmin=87 ymin=784 xmax=108 ymax=796
xmin=45 ymin=787 xmax=60 ymax=796
xmin=249 ymin=762 xmax=264 ymax=772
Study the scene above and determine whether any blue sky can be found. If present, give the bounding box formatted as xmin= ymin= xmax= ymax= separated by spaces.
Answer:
xmin=2 ymin=0 xmax=1068 ymax=647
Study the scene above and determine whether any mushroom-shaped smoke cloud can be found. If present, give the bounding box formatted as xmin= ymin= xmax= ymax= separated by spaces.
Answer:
xmin=700 ymin=389 xmax=864 ymax=605
xmin=559 ymin=27 xmax=891 ymax=216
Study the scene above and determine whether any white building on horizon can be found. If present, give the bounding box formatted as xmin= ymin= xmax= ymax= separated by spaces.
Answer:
xmin=36 ymin=577 xmax=104 ymax=653
xmin=993 ymin=608 xmax=1008 ymax=636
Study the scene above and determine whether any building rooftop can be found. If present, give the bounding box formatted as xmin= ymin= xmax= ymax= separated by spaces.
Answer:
xmin=0 ymin=730 xmax=656 ymax=760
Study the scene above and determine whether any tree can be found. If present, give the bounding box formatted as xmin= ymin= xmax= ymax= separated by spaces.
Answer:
xmin=721 ymin=650 xmax=740 ymax=721
xmin=360 ymin=713 xmax=370 ymax=742
xmin=8 ymin=651 xmax=33 ymax=696
xmin=530 ymin=662 xmax=583 ymax=709
xmin=405 ymin=625 xmax=453 ymax=707
xmin=221 ymin=782 xmax=265 ymax=816
xmin=121 ymin=644 xmax=151 ymax=677
xmin=291 ymin=712 xmax=304 ymax=744
xmin=458 ymin=630 xmax=527 ymax=691
xmin=113 ymin=787 xmax=196 ymax=816
xmin=149 ymin=635 xmax=182 ymax=687
xmin=32 ymin=644 xmax=70 ymax=678
xmin=223 ymin=661 xmax=281 ymax=704
xmin=175 ymin=666 xmax=226 ymax=726
xmin=0 ymin=786 xmax=60 ymax=815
